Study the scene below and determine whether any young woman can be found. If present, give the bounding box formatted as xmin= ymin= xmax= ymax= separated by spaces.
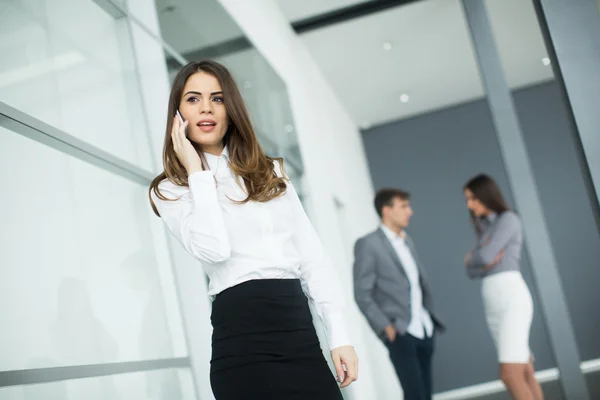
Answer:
xmin=463 ymin=174 xmax=543 ymax=400
xmin=149 ymin=60 xmax=358 ymax=399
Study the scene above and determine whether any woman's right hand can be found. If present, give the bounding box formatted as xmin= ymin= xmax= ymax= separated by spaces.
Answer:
xmin=330 ymin=346 xmax=358 ymax=388
xmin=171 ymin=115 xmax=203 ymax=174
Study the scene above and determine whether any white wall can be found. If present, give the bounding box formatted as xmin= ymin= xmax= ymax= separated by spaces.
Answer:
xmin=216 ymin=1 xmax=401 ymax=398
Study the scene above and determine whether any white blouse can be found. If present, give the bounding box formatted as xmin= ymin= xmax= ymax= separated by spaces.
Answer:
xmin=151 ymin=147 xmax=350 ymax=350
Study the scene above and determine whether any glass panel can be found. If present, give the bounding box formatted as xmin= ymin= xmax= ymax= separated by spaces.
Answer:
xmin=0 ymin=368 xmax=194 ymax=400
xmin=0 ymin=0 xmax=153 ymax=170
xmin=0 ymin=128 xmax=177 ymax=371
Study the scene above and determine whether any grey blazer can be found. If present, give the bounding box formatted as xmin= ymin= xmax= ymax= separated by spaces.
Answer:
xmin=353 ymin=228 xmax=444 ymax=339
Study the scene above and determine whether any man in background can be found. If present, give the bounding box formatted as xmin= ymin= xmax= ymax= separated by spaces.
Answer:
xmin=353 ymin=188 xmax=444 ymax=400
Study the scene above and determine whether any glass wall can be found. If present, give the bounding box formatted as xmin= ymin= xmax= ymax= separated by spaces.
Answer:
xmin=0 ymin=0 xmax=184 ymax=398
xmin=0 ymin=129 xmax=175 ymax=371
xmin=0 ymin=0 xmax=299 ymax=398
xmin=0 ymin=0 xmax=152 ymax=170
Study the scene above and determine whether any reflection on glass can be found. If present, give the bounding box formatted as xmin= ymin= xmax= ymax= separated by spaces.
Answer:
xmin=0 ymin=0 xmax=152 ymax=170
xmin=0 ymin=368 xmax=191 ymax=400
xmin=0 ymin=128 xmax=176 ymax=371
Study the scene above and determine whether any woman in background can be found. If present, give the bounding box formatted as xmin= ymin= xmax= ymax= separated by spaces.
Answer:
xmin=149 ymin=60 xmax=358 ymax=399
xmin=463 ymin=174 xmax=543 ymax=400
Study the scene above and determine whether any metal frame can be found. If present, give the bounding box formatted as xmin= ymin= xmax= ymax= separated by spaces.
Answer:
xmin=461 ymin=1 xmax=589 ymax=399
xmin=0 ymin=358 xmax=189 ymax=388
xmin=0 ymin=102 xmax=154 ymax=185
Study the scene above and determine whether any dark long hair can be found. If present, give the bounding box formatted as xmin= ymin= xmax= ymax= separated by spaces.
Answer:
xmin=149 ymin=60 xmax=287 ymax=216
xmin=464 ymin=174 xmax=510 ymax=235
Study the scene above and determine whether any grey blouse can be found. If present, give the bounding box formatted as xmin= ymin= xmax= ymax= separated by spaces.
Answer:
xmin=466 ymin=211 xmax=523 ymax=279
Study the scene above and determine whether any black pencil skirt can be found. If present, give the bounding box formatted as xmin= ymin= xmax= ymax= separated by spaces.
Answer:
xmin=209 ymin=279 xmax=343 ymax=400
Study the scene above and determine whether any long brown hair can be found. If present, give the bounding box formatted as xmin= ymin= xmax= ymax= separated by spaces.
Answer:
xmin=149 ymin=60 xmax=287 ymax=216
xmin=464 ymin=174 xmax=510 ymax=235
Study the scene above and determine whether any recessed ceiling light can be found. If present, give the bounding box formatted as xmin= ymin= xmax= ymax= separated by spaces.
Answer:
xmin=284 ymin=124 xmax=294 ymax=133
xmin=383 ymin=42 xmax=392 ymax=51
xmin=542 ymin=57 xmax=551 ymax=66
xmin=243 ymin=80 xmax=253 ymax=89
xmin=399 ymin=94 xmax=410 ymax=103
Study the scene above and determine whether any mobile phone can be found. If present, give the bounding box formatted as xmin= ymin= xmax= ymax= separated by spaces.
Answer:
xmin=176 ymin=110 xmax=185 ymax=124
xmin=176 ymin=110 xmax=187 ymax=135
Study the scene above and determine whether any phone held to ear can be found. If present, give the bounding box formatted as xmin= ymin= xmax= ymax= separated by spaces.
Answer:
xmin=176 ymin=110 xmax=185 ymax=124
xmin=176 ymin=110 xmax=187 ymax=135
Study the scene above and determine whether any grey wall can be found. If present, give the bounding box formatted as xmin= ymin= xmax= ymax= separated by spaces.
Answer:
xmin=361 ymin=81 xmax=600 ymax=392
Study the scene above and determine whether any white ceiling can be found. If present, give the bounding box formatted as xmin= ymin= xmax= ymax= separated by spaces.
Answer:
xmin=277 ymin=0 xmax=554 ymax=128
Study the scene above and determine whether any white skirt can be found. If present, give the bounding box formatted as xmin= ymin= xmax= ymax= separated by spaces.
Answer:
xmin=481 ymin=271 xmax=533 ymax=363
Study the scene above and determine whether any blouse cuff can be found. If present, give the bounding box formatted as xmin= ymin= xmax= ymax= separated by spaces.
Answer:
xmin=324 ymin=310 xmax=352 ymax=350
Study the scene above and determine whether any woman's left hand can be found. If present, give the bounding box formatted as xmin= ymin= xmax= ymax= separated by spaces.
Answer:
xmin=331 ymin=345 xmax=358 ymax=388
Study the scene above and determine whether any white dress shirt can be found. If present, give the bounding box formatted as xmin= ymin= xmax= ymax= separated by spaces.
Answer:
xmin=151 ymin=147 xmax=350 ymax=350
xmin=381 ymin=225 xmax=434 ymax=339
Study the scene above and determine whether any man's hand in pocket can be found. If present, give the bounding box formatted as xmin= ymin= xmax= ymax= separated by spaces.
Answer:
xmin=384 ymin=324 xmax=397 ymax=342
